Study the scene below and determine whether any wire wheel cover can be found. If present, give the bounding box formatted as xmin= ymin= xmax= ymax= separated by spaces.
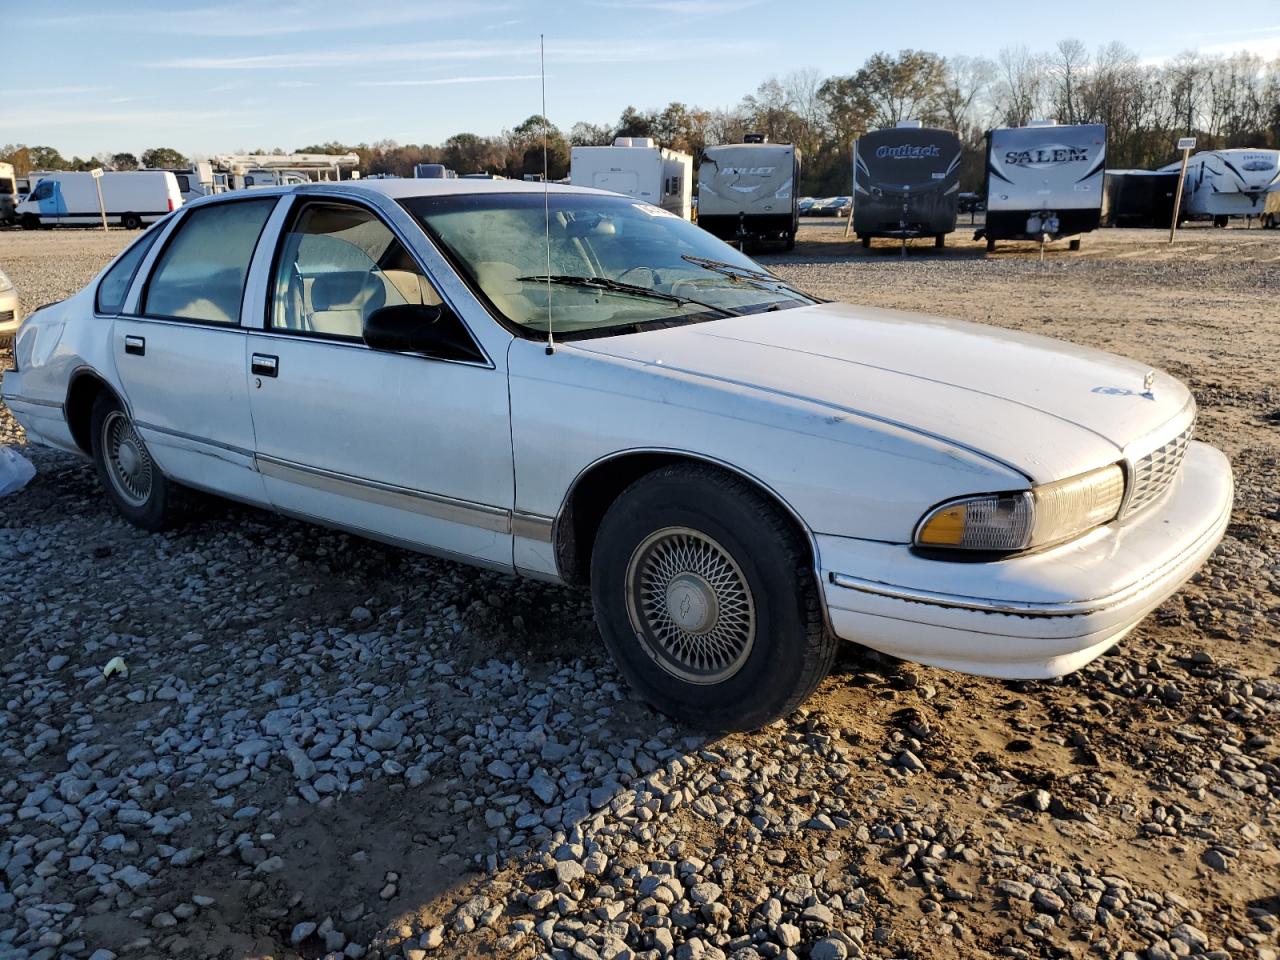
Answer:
xmin=625 ymin=527 xmax=756 ymax=684
xmin=103 ymin=410 xmax=153 ymax=507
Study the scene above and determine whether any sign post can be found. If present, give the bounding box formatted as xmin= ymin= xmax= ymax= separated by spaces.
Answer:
xmin=89 ymin=167 xmax=108 ymax=232
xmin=1168 ymin=137 xmax=1195 ymax=244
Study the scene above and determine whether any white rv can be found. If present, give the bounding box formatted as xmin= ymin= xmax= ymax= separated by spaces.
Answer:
xmin=15 ymin=171 xmax=183 ymax=229
xmin=697 ymin=136 xmax=801 ymax=249
xmin=1160 ymin=148 xmax=1280 ymax=226
xmin=980 ymin=121 xmax=1106 ymax=251
xmin=570 ymin=137 xmax=694 ymax=219
xmin=154 ymin=161 xmax=217 ymax=203
xmin=0 ymin=162 xmax=16 ymax=225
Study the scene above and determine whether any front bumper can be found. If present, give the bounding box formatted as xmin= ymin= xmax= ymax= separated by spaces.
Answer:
xmin=820 ymin=440 xmax=1233 ymax=678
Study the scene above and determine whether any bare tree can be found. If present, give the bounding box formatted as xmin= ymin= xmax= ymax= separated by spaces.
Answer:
xmin=1049 ymin=38 xmax=1090 ymax=123
xmin=994 ymin=45 xmax=1047 ymax=126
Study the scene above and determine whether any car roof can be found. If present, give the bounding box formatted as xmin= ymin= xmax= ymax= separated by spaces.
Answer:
xmin=186 ymin=178 xmax=600 ymax=207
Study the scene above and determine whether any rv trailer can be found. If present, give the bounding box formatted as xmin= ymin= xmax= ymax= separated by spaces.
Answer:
xmin=979 ymin=121 xmax=1106 ymax=251
xmin=1100 ymin=169 xmax=1181 ymax=228
xmin=853 ymin=121 xmax=962 ymax=248
xmin=570 ymin=138 xmax=693 ymax=219
xmin=0 ymin=163 xmax=16 ymax=225
xmin=414 ymin=163 xmax=458 ymax=179
xmin=698 ymin=136 xmax=801 ymax=249
xmin=1159 ymin=148 xmax=1280 ymax=226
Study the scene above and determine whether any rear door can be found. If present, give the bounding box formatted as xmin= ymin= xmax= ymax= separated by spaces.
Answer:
xmin=244 ymin=196 xmax=515 ymax=570
xmin=111 ymin=195 xmax=280 ymax=505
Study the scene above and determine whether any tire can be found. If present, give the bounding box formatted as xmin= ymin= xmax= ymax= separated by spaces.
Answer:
xmin=784 ymin=234 xmax=796 ymax=251
xmin=986 ymin=237 xmax=996 ymax=252
xmin=860 ymin=236 xmax=871 ymax=249
xmin=590 ymin=463 xmax=836 ymax=731
xmin=934 ymin=234 xmax=945 ymax=249
xmin=1069 ymin=238 xmax=1082 ymax=251
xmin=1213 ymin=215 xmax=1228 ymax=228
xmin=20 ymin=214 xmax=40 ymax=230
xmin=122 ymin=213 xmax=142 ymax=230
xmin=90 ymin=392 xmax=176 ymax=531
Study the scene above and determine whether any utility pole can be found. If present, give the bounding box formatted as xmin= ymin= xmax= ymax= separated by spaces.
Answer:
xmin=90 ymin=167 xmax=108 ymax=232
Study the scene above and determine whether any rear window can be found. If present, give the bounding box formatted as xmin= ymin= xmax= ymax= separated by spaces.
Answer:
xmin=96 ymin=227 xmax=163 ymax=314
xmin=142 ymin=198 xmax=276 ymax=325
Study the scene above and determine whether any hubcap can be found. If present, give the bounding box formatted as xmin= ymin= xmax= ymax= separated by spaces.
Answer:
xmin=625 ymin=527 xmax=756 ymax=684
xmin=103 ymin=410 xmax=153 ymax=507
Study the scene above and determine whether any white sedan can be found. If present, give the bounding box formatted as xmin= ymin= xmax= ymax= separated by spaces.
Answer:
xmin=2 ymin=180 xmax=1233 ymax=730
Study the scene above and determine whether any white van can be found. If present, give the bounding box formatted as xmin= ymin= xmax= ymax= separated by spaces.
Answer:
xmin=16 ymin=171 xmax=183 ymax=229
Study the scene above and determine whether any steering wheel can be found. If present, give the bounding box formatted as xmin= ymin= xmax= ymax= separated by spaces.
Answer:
xmin=616 ymin=266 xmax=661 ymax=288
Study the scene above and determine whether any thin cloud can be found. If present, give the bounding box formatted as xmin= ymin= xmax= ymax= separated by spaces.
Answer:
xmin=5 ymin=108 xmax=263 ymax=129
xmin=33 ymin=2 xmax=512 ymax=38
xmin=358 ymin=73 xmax=543 ymax=88
xmin=6 ymin=84 xmax=107 ymax=97
xmin=145 ymin=37 xmax=765 ymax=70
xmin=589 ymin=0 xmax=760 ymax=13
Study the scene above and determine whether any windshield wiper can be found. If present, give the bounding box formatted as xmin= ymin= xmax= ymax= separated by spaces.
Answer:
xmin=517 ymin=274 xmax=740 ymax=317
xmin=679 ymin=255 xmax=810 ymax=299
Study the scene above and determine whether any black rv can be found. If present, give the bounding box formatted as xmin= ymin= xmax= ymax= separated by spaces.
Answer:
xmin=1101 ymin=169 xmax=1181 ymax=228
xmin=852 ymin=124 xmax=962 ymax=248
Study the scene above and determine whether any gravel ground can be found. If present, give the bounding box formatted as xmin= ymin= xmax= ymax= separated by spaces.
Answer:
xmin=0 ymin=223 xmax=1277 ymax=960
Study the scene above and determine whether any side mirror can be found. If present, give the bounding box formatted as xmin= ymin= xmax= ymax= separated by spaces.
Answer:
xmin=362 ymin=303 xmax=484 ymax=362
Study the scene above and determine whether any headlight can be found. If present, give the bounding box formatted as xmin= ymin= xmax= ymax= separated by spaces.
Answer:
xmin=0 ymin=272 xmax=13 ymax=293
xmin=915 ymin=464 xmax=1125 ymax=553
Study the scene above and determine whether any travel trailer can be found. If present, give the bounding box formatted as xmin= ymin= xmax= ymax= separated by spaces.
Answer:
xmin=1160 ymin=148 xmax=1280 ymax=226
xmin=1101 ymin=169 xmax=1181 ymax=228
xmin=697 ymin=136 xmax=801 ymax=249
xmin=153 ymin=161 xmax=217 ymax=203
xmin=852 ymin=121 xmax=962 ymax=248
xmin=979 ymin=121 xmax=1106 ymax=251
xmin=0 ymin=163 xmax=16 ymax=225
xmin=414 ymin=163 xmax=458 ymax=179
xmin=15 ymin=171 xmax=183 ymax=229
xmin=211 ymin=153 xmax=361 ymax=191
xmin=570 ymin=137 xmax=694 ymax=219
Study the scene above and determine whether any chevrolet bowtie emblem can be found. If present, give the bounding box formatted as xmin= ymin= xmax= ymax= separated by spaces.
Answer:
xmin=1143 ymin=371 xmax=1155 ymax=397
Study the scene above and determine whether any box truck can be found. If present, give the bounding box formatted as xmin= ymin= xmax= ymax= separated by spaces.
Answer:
xmin=15 ymin=171 xmax=183 ymax=229
xmin=852 ymin=121 xmax=962 ymax=248
xmin=570 ymin=138 xmax=693 ymax=219
xmin=697 ymin=136 xmax=800 ymax=249
xmin=1159 ymin=148 xmax=1280 ymax=226
xmin=979 ymin=121 xmax=1106 ymax=251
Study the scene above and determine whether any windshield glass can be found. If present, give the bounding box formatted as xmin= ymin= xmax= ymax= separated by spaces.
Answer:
xmin=401 ymin=192 xmax=815 ymax=339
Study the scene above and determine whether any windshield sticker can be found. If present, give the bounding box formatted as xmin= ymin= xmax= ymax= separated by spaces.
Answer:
xmin=632 ymin=203 xmax=678 ymax=218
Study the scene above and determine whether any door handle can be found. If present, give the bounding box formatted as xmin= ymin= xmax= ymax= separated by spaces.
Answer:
xmin=251 ymin=353 xmax=279 ymax=377
xmin=124 ymin=335 xmax=145 ymax=356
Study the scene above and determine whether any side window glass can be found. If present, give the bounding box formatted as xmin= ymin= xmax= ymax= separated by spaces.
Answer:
xmin=31 ymin=181 xmax=52 ymax=201
xmin=143 ymin=199 xmax=275 ymax=325
xmin=96 ymin=228 xmax=161 ymax=314
xmin=272 ymin=202 xmax=442 ymax=340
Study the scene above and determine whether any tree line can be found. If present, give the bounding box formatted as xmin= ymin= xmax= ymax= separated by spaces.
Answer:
xmin=5 ymin=42 xmax=1277 ymax=196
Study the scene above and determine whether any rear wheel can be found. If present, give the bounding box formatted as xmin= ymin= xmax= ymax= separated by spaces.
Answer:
xmin=590 ymin=464 xmax=836 ymax=731
xmin=860 ymin=236 xmax=871 ymax=249
xmin=121 ymin=213 xmax=142 ymax=230
xmin=90 ymin=393 xmax=176 ymax=531
xmin=1069 ymin=238 xmax=1082 ymax=251
xmin=1213 ymin=215 xmax=1228 ymax=228
xmin=934 ymin=234 xmax=945 ymax=249
xmin=986 ymin=237 xmax=996 ymax=252
xmin=784 ymin=233 xmax=796 ymax=251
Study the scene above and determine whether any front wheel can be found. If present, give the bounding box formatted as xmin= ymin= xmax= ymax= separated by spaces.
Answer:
xmin=121 ymin=213 xmax=142 ymax=230
xmin=20 ymin=214 xmax=40 ymax=230
xmin=590 ymin=464 xmax=836 ymax=731
xmin=90 ymin=393 xmax=177 ymax=531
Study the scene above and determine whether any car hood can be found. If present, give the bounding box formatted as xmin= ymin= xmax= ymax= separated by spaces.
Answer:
xmin=568 ymin=301 xmax=1192 ymax=483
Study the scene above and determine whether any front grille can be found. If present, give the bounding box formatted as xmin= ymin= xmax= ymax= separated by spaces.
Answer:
xmin=0 ymin=310 xmax=13 ymax=323
xmin=1126 ymin=421 xmax=1194 ymax=515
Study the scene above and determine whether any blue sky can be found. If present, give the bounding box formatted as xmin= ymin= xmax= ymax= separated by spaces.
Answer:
xmin=3 ymin=0 xmax=1276 ymax=158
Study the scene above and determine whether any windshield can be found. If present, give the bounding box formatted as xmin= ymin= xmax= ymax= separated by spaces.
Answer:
xmin=401 ymin=192 xmax=815 ymax=339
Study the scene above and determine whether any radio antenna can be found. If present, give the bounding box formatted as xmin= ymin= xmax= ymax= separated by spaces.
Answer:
xmin=540 ymin=33 xmax=555 ymax=356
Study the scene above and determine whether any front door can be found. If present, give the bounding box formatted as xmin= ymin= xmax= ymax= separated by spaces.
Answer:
xmin=245 ymin=198 xmax=514 ymax=570
xmin=113 ymin=196 xmax=279 ymax=505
